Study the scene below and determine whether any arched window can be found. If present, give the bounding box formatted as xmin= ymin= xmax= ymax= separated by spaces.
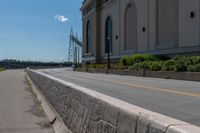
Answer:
xmin=86 ymin=20 xmax=91 ymax=53
xmin=124 ymin=2 xmax=137 ymax=51
xmin=105 ymin=17 xmax=112 ymax=53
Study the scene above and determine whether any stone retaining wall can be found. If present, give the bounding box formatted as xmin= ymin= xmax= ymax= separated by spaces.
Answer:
xmin=26 ymin=69 xmax=200 ymax=133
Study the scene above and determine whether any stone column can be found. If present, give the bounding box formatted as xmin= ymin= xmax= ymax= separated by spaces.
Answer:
xmin=95 ymin=0 xmax=101 ymax=63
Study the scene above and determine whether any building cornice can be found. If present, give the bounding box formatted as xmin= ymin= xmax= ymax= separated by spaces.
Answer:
xmin=82 ymin=8 xmax=96 ymax=20
xmin=81 ymin=0 xmax=94 ymax=11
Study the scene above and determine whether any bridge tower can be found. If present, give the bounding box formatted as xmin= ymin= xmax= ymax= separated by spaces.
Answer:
xmin=68 ymin=28 xmax=82 ymax=63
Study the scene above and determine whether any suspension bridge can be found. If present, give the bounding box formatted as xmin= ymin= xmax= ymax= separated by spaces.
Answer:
xmin=58 ymin=28 xmax=82 ymax=63
xmin=67 ymin=28 xmax=82 ymax=63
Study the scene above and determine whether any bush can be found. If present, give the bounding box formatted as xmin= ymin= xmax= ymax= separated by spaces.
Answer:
xmin=162 ymin=60 xmax=176 ymax=71
xmin=83 ymin=55 xmax=200 ymax=72
xmin=188 ymin=64 xmax=200 ymax=72
xmin=149 ymin=61 xmax=163 ymax=71
xmin=173 ymin=56 xmax=200 ymax=66
xmin=174 ymin=63 xmax=187 ymax=72
xmin=131 ymin=54 xmax=159 ymax=64
xmin=120 ymin=54 xmax=159 ymax=66
xmin=129 ymin=62 xmax=151 ymax=70
xmin=120 ymin=56 xmax=133 ymax=66
xmin=172 ymin=56 xmax=200 ymax=72
xmin=193 ymin=56 xmax=200 ymax=64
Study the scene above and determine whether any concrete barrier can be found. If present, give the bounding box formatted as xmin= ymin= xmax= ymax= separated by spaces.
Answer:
xmin=26 ymin=69 xmax=200 ymax=133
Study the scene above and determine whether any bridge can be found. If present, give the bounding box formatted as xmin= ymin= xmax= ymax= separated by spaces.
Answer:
xmin=68 ymin=28 xmax=82 ymax=64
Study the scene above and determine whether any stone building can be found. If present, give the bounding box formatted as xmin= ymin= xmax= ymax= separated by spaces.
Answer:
xmin=81 ymin=0 xmax=200 ymax=63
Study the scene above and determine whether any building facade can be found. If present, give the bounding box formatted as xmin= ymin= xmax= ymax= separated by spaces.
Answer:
xmin=81 ymin=0 xmax=200 ymax=63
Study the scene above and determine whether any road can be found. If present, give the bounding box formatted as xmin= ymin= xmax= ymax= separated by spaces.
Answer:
xmin=0 ymin=70 xmax=53 ymax=133
xmin=39 ymin=68 xmax=200 ymax=127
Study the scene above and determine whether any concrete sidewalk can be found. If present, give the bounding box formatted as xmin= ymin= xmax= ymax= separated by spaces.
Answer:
xmin=0 ymin=70 xmax=53 ymax=133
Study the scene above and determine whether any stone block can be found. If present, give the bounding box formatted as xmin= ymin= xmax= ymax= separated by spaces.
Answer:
xmin=118 ymin=111 xmax=138 ymax=133
xmin=88 ymin=120 xmax=102 ymax=133
xmin=101 ymin=121 xmax=117 ymax=133
xmin=90 ymin=101 xmax=104 ymax=121
xmin=75 ymin=117 xmax=82 ymax=133
xmin=72 ymin=112 xmax=79 ymax=127
xmin=166 ymin=124 xmax=200 ymax=133
xmin=137 ymin=113 xmax=155 ymax=133
xmin=82 ymin=107 xmax=89 ymax=126
xmin=71 ymin=98 xmax=85 ymax=117
xmin=103 ymin=104 xmax=120 ymax=126
xmin=148 ymin=118 xmax=169 ymax=133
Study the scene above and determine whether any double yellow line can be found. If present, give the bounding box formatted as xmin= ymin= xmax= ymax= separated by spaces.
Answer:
xmin=64 ymin=71 xmax=200 ymax=98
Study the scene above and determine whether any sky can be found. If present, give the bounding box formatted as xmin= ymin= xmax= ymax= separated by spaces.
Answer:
xmin=0 ymin=0 xmax=82 ymax=62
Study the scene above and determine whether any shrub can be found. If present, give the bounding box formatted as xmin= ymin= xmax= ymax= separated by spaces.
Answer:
xmin=189 ymin=56 xmax=200 ymax=65
xmin=149 ymin=61 xmax=163 ymax=71
xmin=174 ymin=63 xmax=187 ymax=72
xmin=188 ymin=64 xmax=200 ymax=72
xmin=187 ymin=65 xmax=193 ymax=72
xmin=131 ymin=54 xmax=159 ymax=64
xmin=129 ymin=62 xmax=151 ymax=70
xmin=173 ymin=56 xmax=200 ymax=66
xmin=120 ymin=56 xmax=127 ymax=66
xmin=193 ymin=56 xmax=200 ymax=64
xmin=162 ymin=60 xmax=176 ymax=71
xmin=120 ymin=54 xmax=159 ymax=66
xmin=120 ymin=56 xmax=133 ymax=66
xmin=83 ymin=55 xmax=200 ymax=72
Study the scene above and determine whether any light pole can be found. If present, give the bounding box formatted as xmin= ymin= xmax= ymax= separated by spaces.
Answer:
xmin=106 ymin=37 xmax=111 ymax=74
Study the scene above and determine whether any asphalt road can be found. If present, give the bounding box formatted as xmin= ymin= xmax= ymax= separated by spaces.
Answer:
xmin=0 ymin=70 xmax=53 ymax=133
xmin=39 ymin=68 xmax=200 ymax=127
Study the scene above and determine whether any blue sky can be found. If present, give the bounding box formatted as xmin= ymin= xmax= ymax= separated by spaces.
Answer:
xmin=0 ymin=0 xmax=82 ymax=62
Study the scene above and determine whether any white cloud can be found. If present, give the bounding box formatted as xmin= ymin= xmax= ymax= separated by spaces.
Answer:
xmin=54 ymin=15 xmax=68 ymax=23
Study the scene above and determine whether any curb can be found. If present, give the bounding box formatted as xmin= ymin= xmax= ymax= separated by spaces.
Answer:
xmin=26 ymin=73 xmax=72 ymax=133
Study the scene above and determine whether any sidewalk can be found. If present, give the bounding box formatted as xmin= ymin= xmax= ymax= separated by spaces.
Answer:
xmin=0 ymin=70 xmax=54 ymax=133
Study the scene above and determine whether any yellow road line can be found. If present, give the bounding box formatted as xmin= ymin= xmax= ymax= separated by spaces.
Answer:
xmin=66 ymin=72 xmax=200 ymax=98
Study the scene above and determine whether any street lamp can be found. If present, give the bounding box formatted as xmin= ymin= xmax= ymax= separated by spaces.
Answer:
xmin=106 ymin=36 xmax=111 ymax=74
